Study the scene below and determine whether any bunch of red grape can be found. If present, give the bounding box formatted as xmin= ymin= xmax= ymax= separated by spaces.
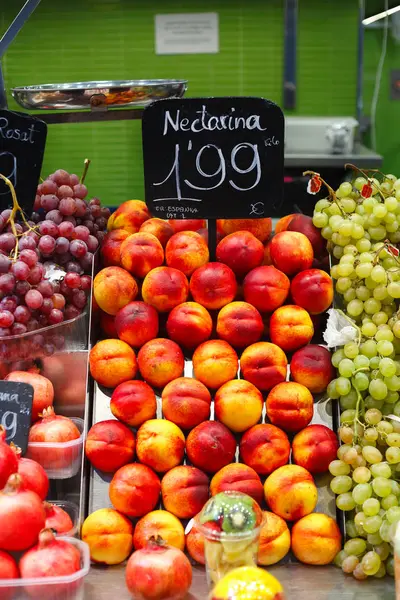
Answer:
xmin=0 ymin=167 xmax=110 ymax=339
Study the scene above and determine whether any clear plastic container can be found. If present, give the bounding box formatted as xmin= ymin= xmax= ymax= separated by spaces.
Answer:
xmin=196 ymin=491 xmax=263 ymax=586
xmin=46 ymin=500 xmax=80 ymax=538
xmin=0 ymin=537 xmax=90 ymax=599
xmin=25 ymin=418 xmax=84 ymax=480
xmin=0 ymin=312 xmax=88 ymax=374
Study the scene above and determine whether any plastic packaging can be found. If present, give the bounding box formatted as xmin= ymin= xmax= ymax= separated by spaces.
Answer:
xmin=0 ymin=537 xmax=90 ymax=599
xmin=47 ymin=500 xmax=79 ymax=537
xmin=25 ymin=418 xmax=84 ymax=480
xmin=196 ymin=491 xmax=263 ymax=586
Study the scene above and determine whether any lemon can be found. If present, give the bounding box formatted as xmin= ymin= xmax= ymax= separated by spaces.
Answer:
xmin=210 ymin=566 xmax=284 ymax=599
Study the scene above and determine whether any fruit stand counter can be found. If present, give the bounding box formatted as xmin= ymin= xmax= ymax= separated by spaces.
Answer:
xmin=84 ymin=563 xmax=395 ymax=599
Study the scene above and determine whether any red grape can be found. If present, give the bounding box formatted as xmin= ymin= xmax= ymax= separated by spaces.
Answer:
xmin=59 ymin=198 xmax=76 ymax=216
xmin=0 ymin=328 xmax=11 ymax=337
xmin=58 ymin=253 xmax=72 ymax=265
xmin=33 ymin=195 xmax=41 ymax=211
xmin=0 ymin=234 xmax=16 ymax=252
xmin=72 ymin=289 xmax=87 ymax=309
xmin=41 ymin=298 xmax=54 ymax=314
xmin=73 ymin=226 xmax=90 ymax=242
xmin=83 ymin=220 xmax=94 ymax=233
xmin=57 ymin=185 xmax=74 ymax=199
xmin=70 ymin=239 xmax=87 ymax=259
xmin=41 ymin=179 xmax=58 ymax=195
xmin=101 ymin=207 xmax=111 ymax=219
xmin=15 ymin=281 xmax=30 ymax=296
xmin=65 ymin=272 xmax=81 ymax=289
xmin=52 ymin=293 xmax=66 ymax=309
xmin=75 ymin=200 xmax=87 ymax=217
xmin=27 ymin=231 xmax=40 ymax=245
xmin=55 ymin=237 xmax=69 ymax=254
xmin=27 ymin=318 xmax=39 ymax=332
xmin=95 ymin=217 xmax=107 ymax=230
xmin=0 ymin=255 xmax=11 ymax=273
xmin=80 ymin=275 xmax=92 ymax=291
xmin=0 ymin=311 xmax=14 ymax=327
xmin=27 ymin=264 xmax=44 ymax=285
xmin=0 ymin=274 xmax=15 ymax=293
xmin=58 ymin=221 xmax=74 ymax=239
xmin=11 ymin=323 xmax=27 ymax=335
xmin=0 ymin=297 xmax=17 ymax=312
xmin=69 ymin=174 xmax=79 ymax=186
xmin=80 ymin=252 xmax=94 ymax=272
xmin=64 ymin=216 xmax=77 ymax=226
xmin=48 ymin=309 xmax=63 ymax=324
xmin=64 ymin=305 xmax=80 ymax=320
xmin=46 ymin=210 xmax=63 ymax=225
xmin=41 ymin=195 xmax=59 ymax=211
xmin=11 ymin=261 xmax=30 ymax=281
xmin=89 ymin=204 xmax=101 ymax=218
xmin=73 ymin=184 xmax=88 ymax=199
xmin=66 ymin=262 xmax=83 ymax=274
xmin=53 ymin=169 xmax=70 ymax=185
xmin=25 ymin=289 xmax=43 ymax=310
xmin=37 ymin=281 xmax=53 ymax=298
xmin=20 ymin=249 xmax=38 ymax=268
xmin=86 ymin=235 xmax=99 ymax=252
xmin=14 ymin=305 xmax=31 ymax=324
xmin=89 ymin=198 xmax=101 ymax=206
xmin=38 ymin=235 xmax=56 ymax=255
xmin=39 ymin=220 xmax=59 ymax=237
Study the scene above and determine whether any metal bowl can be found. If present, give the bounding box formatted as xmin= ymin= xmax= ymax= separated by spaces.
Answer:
xmin=11 ymin=79 xmax=188 ymax=110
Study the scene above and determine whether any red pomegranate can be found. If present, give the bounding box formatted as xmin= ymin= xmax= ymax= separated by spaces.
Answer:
xmin=5 ymin=371 xmax=54 ymax=422
xmin=0 ymin=549 xmax=19 ymax=578
xmin=27 ymin=407 xmax=81 ymax=470
xmin=0 ymin=474 xmax=45 ymax=551
xmin=17 ymin=457 xmax=49 ymax=500
xmin=0 ymin=431 xmax=19 ymax=489
xmin=20 ymin=529 xmax=81 ymax=598
xmin=126 ymin=537 xmax=192 ymax=600
xmin=44 ymin=503 xmax=74 ymax=535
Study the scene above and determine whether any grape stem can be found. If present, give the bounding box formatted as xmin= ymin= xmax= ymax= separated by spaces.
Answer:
xmin=344 ymin=163 xmax=386 ymax=200
xmin=80 ymin=159 xmax=91 ymax=184
xmin=303 ymin=170 xmax=347 ymax=217
xmin=353 ymin=388 xmax=365 ymax=442
xmin=0 ymin=174 xmax=36 ymax=259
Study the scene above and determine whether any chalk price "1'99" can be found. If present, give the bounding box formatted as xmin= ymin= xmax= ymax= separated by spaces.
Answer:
xmin=153 ymin=138 xmax=279 ymax=204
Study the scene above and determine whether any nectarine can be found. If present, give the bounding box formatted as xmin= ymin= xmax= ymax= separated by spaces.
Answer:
xmin=216 ymin=301 xmax=263 ymax=348
xmin=290 ymin=269 xmax=333 ymax=315
xmin=264 ymin=465 xmax=318 ymax=521
xmin=216 ymin=231 xmax=264 ymax=277
xmin=240 ymin=424 xmax=290 ymax=475
xmin=136 ymin=419 xmax=185 ymax=473
xmin=138 ymin=338 xmax=184 ymax=388
xmin=214 ymin=379 xmax=263 ymax=433
xmin=89 ymin=339 xmax=137 ymax=388
xmin=243 ymin=266 xmax=290 ymax=313
xmin=269 ymin=305 xmax=314 ymax=352
xmin=193 ymin=340 xmax=238 ymax=389
xmin=190 ymin=263 xmax=237 ymax=310
xmin=240 ymin=342 xmax=288 ymax=392
xmin=291 ymin=513 xmax=341 ymax=565
xmin=290 ymin=344 xmax=334 ymax=393
xmin=269 ymin=231 xmax=313 ymax=276
xmin=266 ymin=382 xmax=314 ymax=433
xmin=162 ymin=377 xmax=211 ymax=429
xmin=142 ymin=267 xmax=189 ymax=312
xmin=166 ymin=231 xmax=209 ymax=275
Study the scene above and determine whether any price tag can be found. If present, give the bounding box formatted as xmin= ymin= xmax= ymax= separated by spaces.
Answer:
xmin=0 ymin=381 xmax=33 ymax=453
xmin=0 ymin=109 xmax=47 ymax=213
xmin=142 ymin=97 xmax=284 ymax=220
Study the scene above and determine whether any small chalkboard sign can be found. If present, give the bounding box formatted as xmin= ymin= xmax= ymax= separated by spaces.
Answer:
xmin=0 ymin=381 xmax=33 ymax=453
xmin=142 ymin=97 xmax=284 ymax=220
xmin=0 ymin=109 xmax=47 ymax=213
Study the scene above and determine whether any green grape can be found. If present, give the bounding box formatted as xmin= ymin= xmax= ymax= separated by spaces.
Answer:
xmin=366 ymin=275 xmax=378 ymax=290
xmin=344 ymin=538 xmax=367 ymax=556
xmin=344 ymin=342 xmax=359 ymax=359
xmin=386 ymin=221 xmax=399 ymax=232
xmin=339 ymin=181 xmax=353 ymax=197
xmin=313 ymin=212 xmax=329 ymax=228
xmin=381 ymin=494 xmax=398 ymax=510
xmin=315 ymin=199 xmax=331 ymax=212
xmin=387 ymin=433 xmax=400 ymax=447
xmin=354 ymin=355 xmax=370 ymax=369
xmin=321 ymin=226 xmax=333 ymax=240
xmin=393 ymin=401 xmax=400 ymax=417
xmin=354 ymin=176 xmax=367 ymax=191
xmin=357 ymin=238 xmax=372 ymax=252
xmin=336 ymin=377 xmax=351 ymax=396
xmin=371 ymin=265 xmax=387 ymax=283
xmin=371 ymin=462 xmax=392 ymax=478
xmin=338 ymin=263 xmax=354 ymax=277
xmin=377 ymin=340 xmax=394 ymax=356
xmin=364 ymin=515 xmax=383 ymax=534
xmin=359 ymin=252 xmax=374 ymax=263
xmin=352 ymin=223 xmax=365 ymax=239
xmin=388 ymin=281 xmax=400 ymax=298
xmin=385 ymin=375 xmax=400 ymax=391
xmin=346 ymin=520 xmax=359 ymax=538
xmin=365 ymin=408 xmax=383 ymax=425
xmin=337 ymin=444 xmax=353 ymax=461
xmin=369 ymin=356 xmax=381 ymax=369
xmin=329 ymin=215 xmax=343 ymax=231
xmin=331 ymin=264 xmax=340 ymax=279
xmin=384 ymin=257 xmax=398 ymax=271
xmin=373 ymin=285 xmax=388 ymax=301
xmin=339 ymin=425 xmax=354 ymax=444
xmin=361 ymin=551 xmax=381 ymax=576
xmin=352 ymin=483 xmax=372 ymax=504
xmin=362 ymin=446 xmax=383 ymax=464
xmin=361 ymin=340 xmax=378 ymax=358
xmin=353 ymin=372 xmax=370 ymax=391
xmin=381 ymin=403 xmax=394 ymax=416
xmin=344 ymin=288 xmax=357 ymax=303
xmin=377 ymin=421 xmax=393 ymax=435
xmin=372 ymin=311 xmax=389 ymax=325
xmin=353 ymin=466 xmax=371 ymax=483
xmin=327 ymin=380 xmax=340 ymax=399
xmin=393 ymin=321 xmax=400 ymax=338
xmin=329 ymin=460 xmax=351 ymax=476
xmin=372 ymin=477 xmax=392 ymax=497
xmin=375 ymin=542 xmax=390 ymax=562
xmin=386 ymin=196 xmax=398 ymax=211
xmin=336 ymin=492 xmax=356 ymax=511
xmin=392 ymin=480 xmax=400 ymax=495
xmin=334 ymin=549 xmax=348 ymax=568
xmin=386 ymin=506 xmax=400 ymax=524
xmin=343 ymin=447 xmax=359 ymax=464
xmin=364 ymin=298 xmax=381 ymax=315
xmin=375 ymin=328 xmax=394 ymax=342
xmin=338 ymin=359 xmax=355 ymax=378
xmin=342 ymin=556 xmax=360 ymax=574
xmin=386 ymin=556 xmax=395 ymax=577
xmin=344 ymin=244 xmax=358 ymax=255
xmin=368 ymin=532 xmax=383 ymax=546
xmin=356 ymin=262 xmax=373 ymax=279
xmin=340 ymin=409 xmax=356 ymax=424
xmin=373 ymin=204 xmax=388 ymax=219
xmin=364 ymin=428 xmax=378 ymax=442
xmin=379 ymin=357 xmax=397 ymax=377
xmin=369 ymin=379 xmax=388 ymax=400
xmin=363 ymin=498 xmax=380 ymax=516
xmin=357 ymin=287 xmax=371 ymax=302
xmin=332 ymin=349 xmax=345 ymax=367
xmin=330 ymin=475 xmax=353 ymax=494
xmin=386 ymin=447 xmax=400 ymax=464
xmin=340 ymin=390 xmax=358 ymax=410
xmin=339 ymin=221 xmax=354 ymax=237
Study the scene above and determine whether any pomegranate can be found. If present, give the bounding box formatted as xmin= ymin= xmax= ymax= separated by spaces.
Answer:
xmin=18 ymin=457 xmax=49 ymax=500
xmin=0 ymin=430 xmax=19 ymax=489
xmin=44 ymin=503 xmax=74 ymax=535
xmin=5 ymin=371 xmax=54 ymax=422
xmin=0 ymin=474 xmax=45 ymax=551
xmin=27 ymin=407 xmax=81 ymax=471
xmin=0 ymin=549 xmax=19 ymax=578
xmin=20 ymin=529 xmax=81 ymax=598
xmin=126 ymin=536 xmax=192 ymax=600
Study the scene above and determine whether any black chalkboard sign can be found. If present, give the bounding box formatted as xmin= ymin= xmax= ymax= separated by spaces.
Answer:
xmin=142 ymin=97 xmax=284 ymax=220
xmin=0 ymin=109 xmax=47 ymax=213
xmin=0 ymin=381 xmax=33 ymax=453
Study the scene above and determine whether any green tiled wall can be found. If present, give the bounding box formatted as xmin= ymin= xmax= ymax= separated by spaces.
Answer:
xmin=1 ymin=0 xmax=359 ymax=205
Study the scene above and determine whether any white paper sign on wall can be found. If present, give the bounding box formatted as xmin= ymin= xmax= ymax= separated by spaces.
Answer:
xmin=155 ymin=12 xmax=219 ymax=55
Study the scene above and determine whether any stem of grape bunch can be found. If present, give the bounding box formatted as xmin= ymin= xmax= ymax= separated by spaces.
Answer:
xmin=80 ymin=159 xmax=91 ymax=184
xmin=310 ymin=167 xmax=400 ymax=580
xmin=0 ymin=173 xmax=35 ymax=259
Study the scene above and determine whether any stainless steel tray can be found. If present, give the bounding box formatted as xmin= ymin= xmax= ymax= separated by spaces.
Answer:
xmin=11 ymin=79 xmax=188 ymax=110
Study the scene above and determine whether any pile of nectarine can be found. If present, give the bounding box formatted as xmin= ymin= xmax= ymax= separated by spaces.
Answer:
xmin=84 ymin=205 xmax=340 ymax=572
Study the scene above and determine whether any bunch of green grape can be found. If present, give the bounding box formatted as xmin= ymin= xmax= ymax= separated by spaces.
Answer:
xmin=310 ymin=169 xmax=400 ymax=580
